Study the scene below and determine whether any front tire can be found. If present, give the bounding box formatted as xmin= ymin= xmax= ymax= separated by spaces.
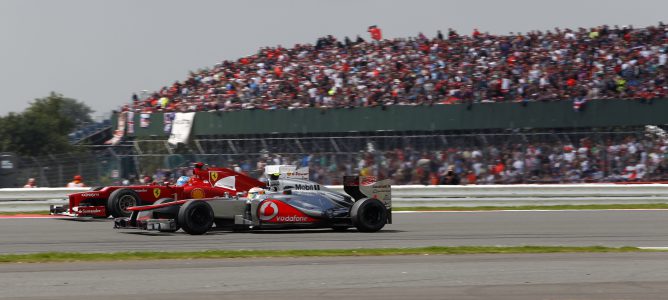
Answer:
xmin=350 ymin=198 xmax=387 ymax=232
xmin=178 ymin=200 xmax=214 ymax=235
xmin=107 ymin=189 xmax=142 ymax=218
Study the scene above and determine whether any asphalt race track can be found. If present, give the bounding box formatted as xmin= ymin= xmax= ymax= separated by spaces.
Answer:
xmin=3 ymin=210 xmax=668 ymax=299
xmin=2 ymin=253 xmax=668 ymax=300
xmin=2 ymin=210 xmax=668 ymax=254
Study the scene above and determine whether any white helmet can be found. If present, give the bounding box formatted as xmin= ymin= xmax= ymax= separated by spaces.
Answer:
xmin=247 ymin=187 xmax=265 ymax=199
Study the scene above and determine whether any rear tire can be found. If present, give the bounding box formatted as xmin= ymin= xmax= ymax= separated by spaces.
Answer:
xmin=350 ymin=198 xmax=387 ymax=232
xmin=107 ymin=189 xmax=142 ymax=218
xmin=177 ymin=200 xmax=214 ymax=235
xmin=154 ymin=198 xmax=180 ymax=232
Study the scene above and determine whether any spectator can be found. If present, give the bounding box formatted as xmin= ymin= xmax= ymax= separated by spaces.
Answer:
xmin=441 ymin=166 xmax=461 ymax=185
xmin=23 ymin=178 xmax=37 ymax=188
xmin=368 ymin=25 xmax=383 ymax=41
xmin=66 ymin=175 xmax=85 ymax=187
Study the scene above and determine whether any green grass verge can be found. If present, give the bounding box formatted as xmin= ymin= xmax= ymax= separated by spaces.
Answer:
xmin=0 ymin=246 xmax=656 ymax=264
xmin=394 ymin=203 xmax=668 ymax=211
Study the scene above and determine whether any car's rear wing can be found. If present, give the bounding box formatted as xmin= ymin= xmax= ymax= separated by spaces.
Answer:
xmin=264 ymin=165 xmax=309 ymax=180
xmin=205 ymin=167 xmax=266 ymax=192
xmin=343 ymin=176 xmax=392 ymax=208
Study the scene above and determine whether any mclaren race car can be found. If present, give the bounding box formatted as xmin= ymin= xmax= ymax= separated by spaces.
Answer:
xmin=51 ymin=164 xmax=265 ymax=218
xmin=114 ymin=167 xmax=391 ymax=234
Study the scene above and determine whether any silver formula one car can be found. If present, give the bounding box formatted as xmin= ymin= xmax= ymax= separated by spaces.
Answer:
xmin=114 ymin=167 xmax=391 ymax=235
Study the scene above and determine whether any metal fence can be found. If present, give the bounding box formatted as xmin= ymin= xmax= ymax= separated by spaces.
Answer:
xmin=9 ymin=151 xmax=120 ymax=188
xmin=102 ymin=127 xmax=668 ymax=185
xmin=9 ymin=126 xmax=666 ymax=187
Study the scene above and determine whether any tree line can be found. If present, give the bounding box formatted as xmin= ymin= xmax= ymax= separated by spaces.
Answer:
xmin=0 ymin=92 xmax=94 ymax=156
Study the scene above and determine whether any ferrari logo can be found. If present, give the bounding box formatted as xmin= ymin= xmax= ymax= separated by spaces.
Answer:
xmin=209 ymin=171 xmax=219 ymax=183
xmin=153 ymin=188 xmax=161 ymax=198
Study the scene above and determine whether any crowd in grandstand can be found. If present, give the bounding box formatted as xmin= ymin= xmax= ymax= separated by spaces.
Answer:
xmin=126 ymin=22 xmax=668 ymax=113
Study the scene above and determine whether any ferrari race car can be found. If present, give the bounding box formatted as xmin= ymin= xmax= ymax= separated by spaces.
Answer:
xmin=51 ymin=165 xmax=265 ymax=218
xmin=114 ymin=168 xmax=391 ymax=234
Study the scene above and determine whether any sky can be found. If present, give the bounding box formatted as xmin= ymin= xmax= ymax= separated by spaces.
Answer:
xmin=0 ymin=0 xmax=666 ymax=119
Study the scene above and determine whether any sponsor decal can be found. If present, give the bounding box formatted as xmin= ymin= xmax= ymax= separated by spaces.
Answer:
xmin=258 ymin=201 xmax=279 ymax=221
xmin=80 ymin=208 xmax=102 ymax=214
xmin=275 ymin=215 xmax=309 ymax=222
xmin=210 ymin=171 xmax=219 ymax=183
xmin=372 ymin=184 xmax=390 ymax=189
xmin=361 ymin=176 xmax=377 ymax=186
xmin=286 ymin=171 xmax=309 ymax=179
xmin=80 ymin=193 xmax=100 ymax=197
xmin=153 ymin=188 xmax=161 ymax=198
xmin=293 ymin=183 xmax=320 ymax=190
xmin=258 ymin=200 xmax=315 ymax=223
xmin=191 ymin=188 xmax=205 ymax=199
xmin=78 ymin=206 xmax=106 ymax=216
xmin=133 ymin=189 xmax=147 ymax=193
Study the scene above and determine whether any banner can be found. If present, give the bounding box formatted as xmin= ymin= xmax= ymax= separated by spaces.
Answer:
xmin=140 ymin=113 xmax=151 ymax=128
xmin=167 ymin=112 xmax=196 ymax=145
xmin=126 ymin=111 xmax=135 ymax=134
xmin=105 ymin=111 xmax=127 ymax=145
xmin=163 ymin=112 xmax=175 ymax=133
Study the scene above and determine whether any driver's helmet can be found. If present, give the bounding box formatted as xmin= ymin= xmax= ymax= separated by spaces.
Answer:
xmin=176 ymin=176 xmax=190 ymax=187
xmin=247 ymin=187 xmax=265 ymax=199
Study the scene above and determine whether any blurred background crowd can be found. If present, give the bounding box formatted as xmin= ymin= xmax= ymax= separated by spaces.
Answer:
xmin=129 ymin=131 xmax=667 ymax=186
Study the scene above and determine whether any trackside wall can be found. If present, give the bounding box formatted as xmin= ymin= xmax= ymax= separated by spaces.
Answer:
xmin=115 ymin=99 xmax=668 ymax=136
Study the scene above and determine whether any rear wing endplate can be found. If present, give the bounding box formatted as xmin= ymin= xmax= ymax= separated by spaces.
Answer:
xmin=343 ymin=176 xmax=392 ymax=208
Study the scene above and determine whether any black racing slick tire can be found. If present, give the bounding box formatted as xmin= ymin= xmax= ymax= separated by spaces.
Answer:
xmin=177 ymin=200 xmax=214 ymax=235
xmin=350 ymin=198 xmax=387 ymax=232
xmin=107 ymin=189 xmax=142 ymax=218
xmin=153 ymin=198 xmax=180 ymax=232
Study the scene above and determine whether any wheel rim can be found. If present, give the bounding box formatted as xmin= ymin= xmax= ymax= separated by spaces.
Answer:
xmin=189 ymin=205 xmax=210 ymax=227
xmin=362 ymin=205 xmax=383 ymax=225
xmin=118 ymin=195 xmax=137 ymax=212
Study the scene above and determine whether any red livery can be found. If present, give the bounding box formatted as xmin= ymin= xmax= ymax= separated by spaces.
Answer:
xmin=51 ymin=165 xmax=265 ymax=218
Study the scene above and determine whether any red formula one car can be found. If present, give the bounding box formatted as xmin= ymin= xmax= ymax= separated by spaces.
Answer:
xmin=51 ymin=165 xmax=265 ymax=218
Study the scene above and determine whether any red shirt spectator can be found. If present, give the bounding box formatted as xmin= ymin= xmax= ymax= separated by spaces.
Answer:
xmin=368 ymin=26 xmax=382 ymax=41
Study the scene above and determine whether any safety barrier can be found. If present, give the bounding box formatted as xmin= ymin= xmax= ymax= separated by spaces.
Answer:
xmin=0 ymin=188 xmax=89 ymax=201
xmin=1 ymin=184 xmax=668 ymax=212
xmin=327 ymin=184 xmax=668 ymax=207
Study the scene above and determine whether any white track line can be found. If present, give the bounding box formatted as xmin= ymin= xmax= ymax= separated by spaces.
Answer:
xmin=638 ymin=247 xmax=668 ymax=250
